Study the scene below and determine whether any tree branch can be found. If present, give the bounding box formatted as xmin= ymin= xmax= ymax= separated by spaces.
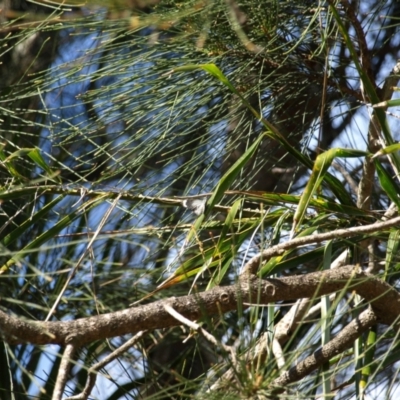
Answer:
xmin=64 ymin=331 xmax=147 ymax=400
xmin=241 ymin=216 xmax=400 ymax=275
xmin=1 ymin=265 xmax=399 ymax=347
xmin=53 ymin=343 xmax=77 ymax=400
xmin=270 ymin=308 xmax=377 ymax=391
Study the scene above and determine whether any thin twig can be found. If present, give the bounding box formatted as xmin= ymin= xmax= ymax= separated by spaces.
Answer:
xmin=52 ymin=343 xmax=76 ymax=400
xmin=45 ymin=194 xmax=122 ymax=321
xmin=241 ymin=215 xmax=400 ymax=275
xmin=270 ymin=308 xmax=377 ymax=391
xmin=332 ymin=161 xmax=359 ymax=195
xmin=164 ymin=303 xmax=237 ymax=365
xmin=64 ymin=331 xmax=146 ymax=400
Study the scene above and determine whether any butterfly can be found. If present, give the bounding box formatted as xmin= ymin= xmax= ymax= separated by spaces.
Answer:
xmin=182 ymin=197 xmax=207 ymax=216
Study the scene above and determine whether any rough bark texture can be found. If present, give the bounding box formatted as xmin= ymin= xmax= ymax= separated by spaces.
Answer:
xmin=1 ymin=265 xmax=398 ymax=347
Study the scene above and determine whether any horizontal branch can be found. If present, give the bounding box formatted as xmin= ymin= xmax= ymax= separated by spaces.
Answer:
xmin=0 ymin=265 xmax=399 ymax=347
xmin=242 ymin=216 xmax=400 ymax=275
xmin=0 ymin=185 xmax=377 ymax=219
xmin=0 ymin=185 xmax=265 ymax=218
xmin=271 ymin=308 xmax=378 ymax=390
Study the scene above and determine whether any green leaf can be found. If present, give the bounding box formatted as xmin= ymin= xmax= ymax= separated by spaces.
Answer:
xmin=207 ymin=198 xmax=243 ymax=289
xmin=292 ymin=148 xmax=367 ymax=233
xmin=329 ymin=2 xmax=399 ymax=164
xmin=374 ymin=159 xmax=400 ymax=209
xmin=228 ymin=190 xmax=373 ymax=218
xmin=27 ymin=148 xmax=61 ymax=182
xmin=206 ymin=135 xmax=263 ymax=216
xmin=259 ymin=225 xmax=319 ymax=277
xmin=174 ymin=63 xmax=357 ymax=208
xmin=183 ymin=131 xmax=263 ymax=247
xmin=384 ymin=229 xmax=400 ymax=281
xmin=0 ymin=147 xmax=60 ymax=183
xmin=0 ymin=195 xmax=106 ymax=274
xmin=372 ymin=143 xmax=400 ymax=158
xmin=0 ymin=145 xmax=28 ymax=181
xmin=2 ymin=195 xmax=64 ymax=247
xmin=372 ymin=98 xmax=400 ymax=108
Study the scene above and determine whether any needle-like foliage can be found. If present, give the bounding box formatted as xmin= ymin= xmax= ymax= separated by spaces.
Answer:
xmin=1 ymin=1 xmax=400 ymax=399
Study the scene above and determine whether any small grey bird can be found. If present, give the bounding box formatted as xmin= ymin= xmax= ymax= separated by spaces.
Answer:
xmin=182 ymin=197 xmax=207 ymax=216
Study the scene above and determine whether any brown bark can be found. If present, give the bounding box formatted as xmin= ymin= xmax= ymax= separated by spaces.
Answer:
xmin=1 ymin=265 xmax=398 ymax=347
